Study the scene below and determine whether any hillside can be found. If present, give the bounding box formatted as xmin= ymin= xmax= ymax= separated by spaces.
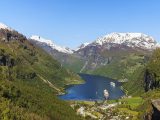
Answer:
xmin=0 ymin=28 xmax=83 ymax=120
xmin=123 ymin=48 xmax=160 ymax=119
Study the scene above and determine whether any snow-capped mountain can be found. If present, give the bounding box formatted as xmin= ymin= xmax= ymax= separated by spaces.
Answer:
xmin=30 ymin=35 xmax=73 ymax=54
xmin=77 ymin=33 xmax=159 ymax=50
xmin=28 ymin=32 xmax=160 ymax=74
xmin=73 ymin=32 xmax=160 ymax=72
xmin=0 ymin=22 xmax=12 ymax=31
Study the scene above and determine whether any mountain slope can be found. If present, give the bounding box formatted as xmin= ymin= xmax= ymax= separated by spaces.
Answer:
xmin=29 ymin=35 xmax=84 ymax=73
xmin=0 ymin=26 xmax=82 ymax=119
xmin=75 ymin=32 xmax=157 ymax=73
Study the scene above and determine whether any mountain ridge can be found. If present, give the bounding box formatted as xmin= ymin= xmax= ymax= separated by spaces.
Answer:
xmin=1 ymin=22 xmax=159 ymax=52
xmin=29 ymin=32 xmax=160 ymax=78
xmin=77 ymin=32 xmax=160 ymax=51
xmin=30 ymin=32 xmax=160 ymax=54
xmin=30 ymin=35 xmax=73 ymax=54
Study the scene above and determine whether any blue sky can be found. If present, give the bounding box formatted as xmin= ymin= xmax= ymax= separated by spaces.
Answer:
xmin=0 ymin=0 xmax=160 ymax=48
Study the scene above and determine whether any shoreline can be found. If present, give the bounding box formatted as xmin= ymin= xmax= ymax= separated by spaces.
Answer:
xmin=59 ymin=73 xmax=126 ymax=100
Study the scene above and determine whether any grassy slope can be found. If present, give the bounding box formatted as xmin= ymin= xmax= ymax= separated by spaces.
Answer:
xmin=115 ymin=89 xmax=160 ymax=119
xmin=115 ymin=97 xmax=144 ymax=120
xmin=0 ymin=30 xmax=83 ymax=120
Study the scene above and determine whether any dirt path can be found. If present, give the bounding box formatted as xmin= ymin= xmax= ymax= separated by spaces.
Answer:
xmin=37 ymin=74 xmax=63 ymax=94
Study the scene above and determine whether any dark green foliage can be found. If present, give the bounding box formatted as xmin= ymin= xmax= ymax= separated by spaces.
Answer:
xmin=123 ymin=66 xmax=145 ymax=96
xmin=0 ymin=80 xmax=83 ymax=120
xmin=132 ymin=49 xmax=160 ymax=118
xmin=145 ymin=48 xmax=160 ymax=90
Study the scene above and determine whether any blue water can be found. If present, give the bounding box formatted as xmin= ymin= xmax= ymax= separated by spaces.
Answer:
xmin=59 ymin=74 xmax=125 ymax=100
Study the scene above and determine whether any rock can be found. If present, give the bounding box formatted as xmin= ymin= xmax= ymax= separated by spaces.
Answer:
xmin=151 ymin=99 xmax=160 ymax=120
xmin=77 ymin=107 xmax=85 ymax=117
xmin=126 ymin=116 xmax=129 ymax=119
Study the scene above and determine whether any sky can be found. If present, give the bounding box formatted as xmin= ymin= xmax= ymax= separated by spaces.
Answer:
xmin=0 ymin=0 xmax=160 ymax=48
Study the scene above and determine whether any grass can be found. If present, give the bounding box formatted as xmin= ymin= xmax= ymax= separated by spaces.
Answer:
xmin=117 ymin=108 xmax=139 ymax=116
xmin=70 ymin=100 xmax=96 ymax=106
xmin=119 ymin=97 xmax=144 ymax=110
xmin=106 ymin=97 xmax=144 ymax=120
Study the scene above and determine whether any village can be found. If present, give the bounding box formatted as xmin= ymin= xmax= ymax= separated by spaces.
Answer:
xmin=70 ymin=100 xmax=131 ymax=120
xmin=68 ymin=89 xmax=142 ymax=120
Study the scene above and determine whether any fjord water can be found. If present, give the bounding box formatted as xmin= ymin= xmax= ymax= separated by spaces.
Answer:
xmin=59 ymin=74 xmax=124 ymax=100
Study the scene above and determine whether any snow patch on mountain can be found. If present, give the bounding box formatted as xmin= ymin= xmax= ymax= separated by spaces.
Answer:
xmin=93 ymin=32 xmax=158 ymax=49
xmin=76 ymin=42 xmax=90 ymax=51
xmin=0 ymin=23 xmax=12 ymax=31
xmin=30 ymin=35 xmax=73 ymax=54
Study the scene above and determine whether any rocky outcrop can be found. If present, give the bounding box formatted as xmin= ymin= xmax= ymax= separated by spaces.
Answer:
xmin=0 ymin=29 xmax=26 ymax=43
xmin=151 ymin=99 xmax=160 ymax=120
xmin=144 ymin=70 xmax=160 ymax=91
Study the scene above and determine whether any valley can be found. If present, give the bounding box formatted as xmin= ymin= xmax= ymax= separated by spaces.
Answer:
xmin=30 ymin=32 xmax=157 ymax=95
xmin=1 ymin=23 xmax=160 ymax=120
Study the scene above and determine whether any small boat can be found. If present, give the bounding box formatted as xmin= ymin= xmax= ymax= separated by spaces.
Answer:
xmin=110 ymin=82 xmax=115 ymax=87
xmin=104 ymin=89 xmax=109 ymax=100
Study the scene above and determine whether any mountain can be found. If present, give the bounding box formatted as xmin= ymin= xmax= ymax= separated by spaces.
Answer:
xmin=91 ymin=32 xmax=158 ymax=49
xmin=0 ymin=23 xmax=82 ymax=120
xmin=30 ymin=35 xmax=73 ymax=54
xmin=76 ymin=32 xmax=159 ymax=54
xmin=75 ymin=32 xmax=158 ymax=71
